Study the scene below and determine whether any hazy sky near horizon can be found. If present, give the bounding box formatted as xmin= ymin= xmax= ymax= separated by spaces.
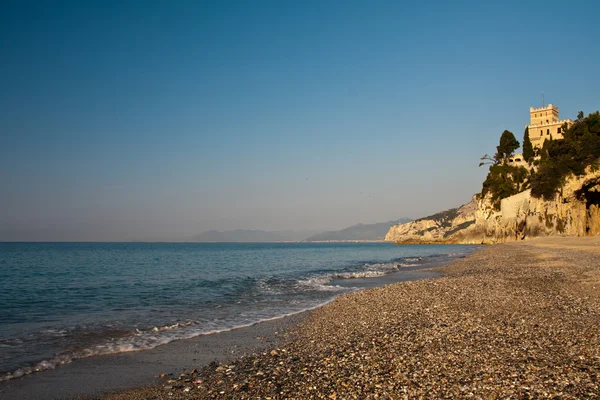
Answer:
xmin=1 ymin=0 xmax=599 ymax=241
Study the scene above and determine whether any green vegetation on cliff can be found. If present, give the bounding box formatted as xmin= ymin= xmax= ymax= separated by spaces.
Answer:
xmin=522 ymin=126 xmax=534 ymax=162
xmin=479 ymin=130 xmax=528 ymax=209
xmin=480 ymin=111 xmax=600 ymax=205
xmin=531 ymin=111 xmax=600 ymax=200
xmin=415 ymin=208 xmax=458 ymax=227
xmin=495 ymin=130 xmax=520 ymax=162
xmin=481 ymin=164 xmax=529 ymax=209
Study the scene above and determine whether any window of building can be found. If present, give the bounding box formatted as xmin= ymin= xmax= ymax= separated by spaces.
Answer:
xmin=547 ymin=129 xmax=550 ymax=135
xmin=557 ymin=127 xmax=562 ymax=134
xmin=540 ymin=130 xmax=543 ymax=136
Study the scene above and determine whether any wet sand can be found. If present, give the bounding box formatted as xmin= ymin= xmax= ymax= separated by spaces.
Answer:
xmin=102 ymin=237 xmax=600 ymax=399
xmin=0 ymin=314 xmax=305 ymax=400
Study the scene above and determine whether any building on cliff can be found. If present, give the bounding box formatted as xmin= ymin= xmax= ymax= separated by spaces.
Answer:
xmin=528 ymin=104 xmax=573 ymax=149
xmin=507 ymin=153 xmax=527 ymax=167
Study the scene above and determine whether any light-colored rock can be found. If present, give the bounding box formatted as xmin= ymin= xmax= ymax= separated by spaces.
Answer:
xmin=459 ymin=167 xmax=600 ymax=243
xmin=386 ymin=167 xmax=600 ymax=244
xmin=384 ymin=198 xmax=477 ymax=243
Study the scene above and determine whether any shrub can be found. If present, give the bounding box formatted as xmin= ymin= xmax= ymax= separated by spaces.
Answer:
xmin=481 ymin=164 xmax=529 ymax=209
xmin=530 ymin=111 xmax=600 ymax=199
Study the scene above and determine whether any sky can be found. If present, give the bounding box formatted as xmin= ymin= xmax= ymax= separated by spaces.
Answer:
xmin=1 ymin=0 xmax=599 ymax=241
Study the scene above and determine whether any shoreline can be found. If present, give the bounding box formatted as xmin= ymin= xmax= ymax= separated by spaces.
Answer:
xmin=0 ymin=312 xmax=308 ymax=400
xmin=0 ymin=249 xmax=456 ymax=400
xmin=4 ymin=237 xmax=599 ymax=398
xmin=104 ymin=236 xmax=600 ymax=399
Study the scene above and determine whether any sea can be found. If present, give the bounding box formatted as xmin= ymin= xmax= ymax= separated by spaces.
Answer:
xmin=0 ymin=242 xmax=480 ymax=382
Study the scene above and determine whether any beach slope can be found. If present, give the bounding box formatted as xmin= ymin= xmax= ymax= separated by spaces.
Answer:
xmin=106 ymin=237 xmax=600 ymax=399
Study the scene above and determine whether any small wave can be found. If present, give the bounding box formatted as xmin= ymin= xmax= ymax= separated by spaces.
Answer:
xmin=363 ymin=262 xmax=402 ymax=272
xmin=291 ymin=261 xmax=420 ymax=287
xmin=1 ymin=356 xmax=71 ymax=381
xmin=254 ymin=258 xmax=429 ymax=297
xmin=0 ymin=301 xmax=334 ymax=383
xmin=295 ymin=276 xmax=345 ymax=292
xmin=297 ymin=261 xmax=416 ymax=284
xmin=402 ymin=257 xmax=424 ymax=262
xmin=0 ymin=323 xmax=200 ymax=382
xmin=331 ymin=271 xmax=386 ymax=279
xmin=40 ymin=329 xmax=68 ymax=337
xmin=151 ymin=321 xmax=194 ymax=332
xmin=256 ymin=276 xmax=346 ymax=295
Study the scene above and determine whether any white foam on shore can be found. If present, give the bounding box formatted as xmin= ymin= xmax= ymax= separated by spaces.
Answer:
xmin=0 ymin=252 xmax=460 ymax=383
xmin=331 ymin=270 xmax=387 ymax=279
xmin=295 ymin=261 xmax=421 ymax=285
xmin=295 ymin=276 xmax=346 ymax=292
xmin=294 ymin=261 xmax=418 ymax=287
xmin=0 ymin=301 xmax=336 ymax=383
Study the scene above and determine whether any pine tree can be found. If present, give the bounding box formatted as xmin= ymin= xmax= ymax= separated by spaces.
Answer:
xmin=494 ymin=130 xmax=520 ymax=162
xmin=522 ymin=126 xmax=534 ymax=162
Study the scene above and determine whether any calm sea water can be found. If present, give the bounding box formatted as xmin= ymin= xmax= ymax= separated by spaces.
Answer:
xmin=0 ymin=242 xmax=480 ymax=381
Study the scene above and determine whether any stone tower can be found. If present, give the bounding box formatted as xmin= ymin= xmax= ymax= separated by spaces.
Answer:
xmin=527 ymin=104 xmax=572 ymax=149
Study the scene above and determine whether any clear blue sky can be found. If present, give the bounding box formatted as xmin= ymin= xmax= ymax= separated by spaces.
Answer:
xmin=1 ymin=0 xmax=599 ymax=241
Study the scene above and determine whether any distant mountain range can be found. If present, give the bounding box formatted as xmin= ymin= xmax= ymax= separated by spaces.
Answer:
xmin=191 ymin=229 xmax=320 ymax=242
xmin=191 ymin=219 xmax=412 ymax=242
xmin=304 ymin=218 xmax=412 ymax=241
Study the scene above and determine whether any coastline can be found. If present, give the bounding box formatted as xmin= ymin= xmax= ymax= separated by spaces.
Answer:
xmin=0 ymin=247 xmax=453 ymax=400
xmin=104 ymin=236 xmax=599 ymax=399
xmin=3 ymin=237 xmax=599 ymax=399
xmin=0 ymin=313 xmax=307 ymax=400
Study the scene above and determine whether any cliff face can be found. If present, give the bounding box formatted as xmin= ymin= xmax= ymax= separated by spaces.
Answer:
xmin=455 ymin=168 xmax=600 ymax=244
xmin=385 ymin=168 xmax=600 ymax=244
xmin=384 ymin=199 xmax=477 ymax=243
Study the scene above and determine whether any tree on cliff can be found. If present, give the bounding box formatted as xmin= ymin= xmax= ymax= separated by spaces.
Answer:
xmin=531 ymin=111 xmax=600 ymax=200
xmin=495 ymin=130 xmax=520 ymax=162
xmin=479 ymin=130 xmax=521 ymax=167
xmin=522 ymin=126 xmax=534 ymax=162
xmin=479 ymin=130 xmax=529 ymax=209
xmin=481 ymin=164 xmax=529 ymax=210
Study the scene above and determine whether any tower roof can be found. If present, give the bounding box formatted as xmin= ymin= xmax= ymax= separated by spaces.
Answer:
xmin=530 ymin=104 xmax=558 ymax=112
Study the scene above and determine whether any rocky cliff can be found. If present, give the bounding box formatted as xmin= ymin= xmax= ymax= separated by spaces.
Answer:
xmin=385 ymin=168 xmax=600 ymax=244
xmin=455 ymin=167 xmax=600 ymax=244
xmin=384 ymin=199 xmax=477 ymax=243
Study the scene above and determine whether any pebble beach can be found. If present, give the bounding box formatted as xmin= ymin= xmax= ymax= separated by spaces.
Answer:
xmin=100 ymin=236 xmax=600 ymax=399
